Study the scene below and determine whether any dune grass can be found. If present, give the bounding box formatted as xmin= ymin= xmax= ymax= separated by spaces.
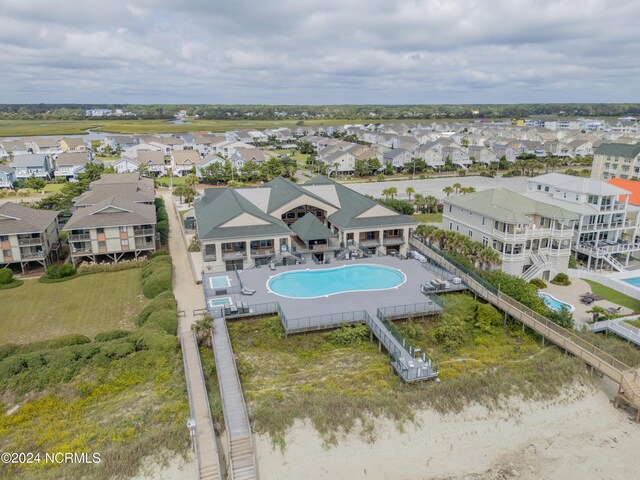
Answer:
xmin=412 ymin=213 xmax=443 ymax=224
xmin=227 ymin=295 xmax=591 ymax=449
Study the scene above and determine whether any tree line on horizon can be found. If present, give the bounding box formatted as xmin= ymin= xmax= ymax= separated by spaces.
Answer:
xmin=1 ymin=103 xmax=640 ymax=121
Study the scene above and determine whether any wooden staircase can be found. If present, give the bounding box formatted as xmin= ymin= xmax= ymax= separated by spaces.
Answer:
xmin=409 ymin=235 xmax=640 ymax=421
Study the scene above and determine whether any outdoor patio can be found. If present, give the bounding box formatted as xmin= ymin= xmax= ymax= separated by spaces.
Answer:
xmin=203 ymin=256 xmax=449 ymax=325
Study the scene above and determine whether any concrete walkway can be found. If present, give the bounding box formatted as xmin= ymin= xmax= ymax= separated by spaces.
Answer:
xmin=542 ymin=277 xmax=633 ymax=326
xmin=166 ymin=193 xmax=222 ymax=480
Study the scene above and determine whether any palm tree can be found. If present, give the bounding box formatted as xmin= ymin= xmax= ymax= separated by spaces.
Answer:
xmin=382 ymin=188 xmax=393 ymax=200
xmin=192 ymin=315 xmax=214 ymax=347
xmin=185 ymin=173 xmax=199 ymax=187
xmin=413 ymin=193 xmax=425 ymax=213
xmin=174 ymin=184 xmax=197 ymax=205
xmin=424 ymin=195 xmax=438 ymax=213
xmin=452 ymin=182 xmax=462 ymax=194
xmin=443 ymin=186 xmax=454 ymax=196
xmin=388 ymin=187 xmax=398 ymax=199
xmin=405 ymin=187 xmax=415 ymax=202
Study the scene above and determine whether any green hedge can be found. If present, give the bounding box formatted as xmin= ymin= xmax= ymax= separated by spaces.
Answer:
xmin=0 ymin=279 xmax=24 ymax=290
xmin=141 ymin=256 xmax=173 ymax=299
xmin=0 ymin=267 xmax=13 ymax=285
xmin=137 ymin=291 xmax=178 ymax=326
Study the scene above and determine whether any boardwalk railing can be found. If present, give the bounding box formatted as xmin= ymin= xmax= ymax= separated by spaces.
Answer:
xmin=409 ymin=235 xmax=640 ymax=419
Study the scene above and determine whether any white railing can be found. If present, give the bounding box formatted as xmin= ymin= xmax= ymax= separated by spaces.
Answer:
xmin=568 ymin=268 xmax=640 ymax=300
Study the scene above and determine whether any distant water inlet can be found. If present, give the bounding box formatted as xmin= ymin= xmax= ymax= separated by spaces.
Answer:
xmin=538 ymin=292 xmax=575 ymax=313
xmin=267 ymin=264 xmax=406 ymax=298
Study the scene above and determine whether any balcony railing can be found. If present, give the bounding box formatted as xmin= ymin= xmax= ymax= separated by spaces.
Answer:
xmin=492 ymin=227 xmax=573 ymax=242
xmin=133 ymin=228 xmax=154 ymax=236
xmin=72 ymin=246 xmax=93 ymax=254
xmin=20 ymin=251 xmax=44 ymax=259
xmin=17 ymin=237 xmax=43 ymax=246
xmin=383 ymin=236 xmax=405 ymax=246
xmin=250 ymin=248 xmax=274 ymax=258
xmin=359 ymin=238 xmax=380 ymax=247
xmin=222 ymin=250 xmax=247 ymax=260
xmin=575 ymin=241 xmax=640 ymax=256
xmin=69 ymin=233 xmax=91 ymax=241
xmin=203 ymin=253 xmax=217 ymax=262
xmin=580 ymin=220 xmax=633 ymax=232
xmin=134 ymin=241 xmax=155 ymax=250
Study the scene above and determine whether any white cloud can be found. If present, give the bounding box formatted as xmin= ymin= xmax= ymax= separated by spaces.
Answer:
xmin=0 ymin=0 xmax=638 ymax=103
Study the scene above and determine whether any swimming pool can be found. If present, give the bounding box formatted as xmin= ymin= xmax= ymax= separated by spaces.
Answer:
xmin=208 ymin=297 xmax=233 ymax=308
xmin=267 ymin=264 xmax=406 ymax=298
xmin=538 ymin=292 xmax=575 ymax=313
xmin=622 ymin=277 xmax=640 ymax=288
xmin=209 ymin=276 xmax=231 ymax=289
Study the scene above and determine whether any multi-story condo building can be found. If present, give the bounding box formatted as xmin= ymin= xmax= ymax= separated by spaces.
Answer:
xmin=442 ymin=188 xmax=577 ymax=280
xmin=0 ymin=202 xmax=61 ymax=273
xmin=194 ymin=176 xmax=417 ymax=271
xmin=526 ymin=173 xmax=640 ymax=271
xmin=64 ymin=173 xmax=157 ymax=265
xmin=591 ymin=143 xmax=640 ymax=180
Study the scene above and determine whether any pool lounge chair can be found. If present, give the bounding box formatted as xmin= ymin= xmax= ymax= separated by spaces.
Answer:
xmin=607 ymin=306 xmax=622 ymax=314
xmin=241 ymin=287 xmax=256 ymax=295
xmin=269 ymin=262 xmax=276 ymax=271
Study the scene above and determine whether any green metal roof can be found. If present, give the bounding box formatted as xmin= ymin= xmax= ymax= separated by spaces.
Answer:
xmin=595 ymin=143 xmax=640 ymax=158
xmin=195 ymin=188 xmax=291 ymax=240
xmin=444 ymin=188 xmax=579 ymax=224
xmin=290 ymin=213 xmax=336 ymax=241
xmin=304 ymin=176 xmax=417 ymax=229
xmin=263 ymin=176 xmax=336 ymax=213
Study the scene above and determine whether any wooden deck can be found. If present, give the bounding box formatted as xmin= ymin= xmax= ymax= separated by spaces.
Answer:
xmin=211 ymin=317 xmax=257 ymax=480
xmin=409 ymin=235 xmax=640 ymax=421
xmin=179 ymin=323 xmax=222 ymax=480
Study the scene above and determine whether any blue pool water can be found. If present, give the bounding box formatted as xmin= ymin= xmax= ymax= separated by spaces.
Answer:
xmin=623 ymin=277 xmax=640 ymax=288
xmin=209 ymin=297 xmax=232 ymax=307
xmin=209 ymin=276 xmax=231 ymax=289
xmin=267 ymin=264 xmax=406 ymax=298
xmin=538 ymin=292 xmax=575 ymax=312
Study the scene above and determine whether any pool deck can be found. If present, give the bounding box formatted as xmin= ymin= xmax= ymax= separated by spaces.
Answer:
xmin=203 ymin=256 xmax=452 ymax=382
xmin=209 ymin=256 xmax=441 ymax=323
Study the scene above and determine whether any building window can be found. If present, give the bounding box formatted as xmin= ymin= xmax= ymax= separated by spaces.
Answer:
xmin=537 ymin=184 xmax=541 ymax=190
xmin=119 ymin=226 xmax=127 ymax=232
xmin=121 ymin=239 xmax=129 ymax=246
xmin=97 ymin=228 xmax=105 ymax=234
xmin=587 ymin=195 xmax=598 ymax=204
xmin=456 ymin=225 xmax=459 ymax=232
xmin=98 ymin=241 xmax=106 ymax=248
xmin=469 ymin=211 xmax=472 ymax=216
xmin=449 ymin=222 xmax=453 ymax=230
xmin=468 ymin=230 xmax=473 ymax=237
xmin=544 ymin=186 xmax=549 ymax=192
xmin=2 ymin=249 xmax=10 ymax=257
xmin=540 ymin=218 xmax=545 ymax=226
xmin=482 ymin=236 xmax=488 ymax=246
xmin=448 ymin=205 xmax=452 ymax=213
xmin=481 ymin=217 xmax=485 ymax=226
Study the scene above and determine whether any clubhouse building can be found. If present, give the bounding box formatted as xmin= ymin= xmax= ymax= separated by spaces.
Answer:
xmin=193 ymin=176 xmax=417 ymax=271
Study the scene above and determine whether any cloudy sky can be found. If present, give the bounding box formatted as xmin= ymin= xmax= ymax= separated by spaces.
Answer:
xmin=1 ymin=0 xmax=638 ymax=104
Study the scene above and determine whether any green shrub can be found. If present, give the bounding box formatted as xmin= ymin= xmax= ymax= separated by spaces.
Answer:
xmin=529 ymin=278 xmax=547 ymax=289
xmin=433 ymin=316 xmax=469 ymax=351
xmin=551 ymin=273 xmax=571 ymax=286
xmin=379 ymin=198 xmax=415 ymax=215
xmin=145 ymin=309 xmax=178 ymax=335
xmin=135 ymin=330 xmax=177 ymax=351
xmin=45 ymin=262 xmax=77 ymax=279
xmin=568 ymin=255 xmax=577 ymax=269
xmin=137 ymin=291 xmax=178 ymax=326
xmin=325 ymin=325 xmax=369 ymax=346
xmin=47 ymin=334 xmax=91 ymax=349
xmin=142 ymin=269 xmax=172 ymax=299
xmin=474 ymin=304 xmax=502 ymax=332
xmin=483 ymin=270 xmax=547 ymax=314
xmin=151 ymin=248 xmax=169 ymax=257
xmin=94 ymin=330 xmax=131 ymax=342
xmin=0 ymin=267 xmax=14 ymax=285
xmin=77 ymin=259 xmax=145 ymax=275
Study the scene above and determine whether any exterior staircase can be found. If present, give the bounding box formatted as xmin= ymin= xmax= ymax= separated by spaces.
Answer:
xmin=603 ymin=252 xmax=625 ymax=272
xmin=521 ymin=252 xmax=548 ymax=282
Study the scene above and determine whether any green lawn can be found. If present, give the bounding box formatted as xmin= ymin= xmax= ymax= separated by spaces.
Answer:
xmin=274 ymin=149 xmax=310 ymax=166
xmin=583 ymin=279 xmax=640 ymax=311
xmin=42 ymin=183 xmax=64 ymax=193
xmin=0 ymin=270 xmax=146 ymax=344
xmin=412 ymin=213 xmax=443 ymax=224
xmin=155 ymin=176 xmax=187 ymax=187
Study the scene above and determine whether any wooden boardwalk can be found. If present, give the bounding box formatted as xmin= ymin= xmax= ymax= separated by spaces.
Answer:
xmin=211 ymin=316 xmax=257 ymax=480
xmin=179 ymin=323 xmax=223 ymax=480
xmin=165 ymin=193 xmax=222 ymax=479
xmin=409 ymin=236 xmax=640 ymax=421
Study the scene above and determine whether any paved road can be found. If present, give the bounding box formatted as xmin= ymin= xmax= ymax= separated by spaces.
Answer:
xmin=344 ymin=175 xmax=530 ymax=201
xmin=165 ymin=193 xmax=222 ymax=480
